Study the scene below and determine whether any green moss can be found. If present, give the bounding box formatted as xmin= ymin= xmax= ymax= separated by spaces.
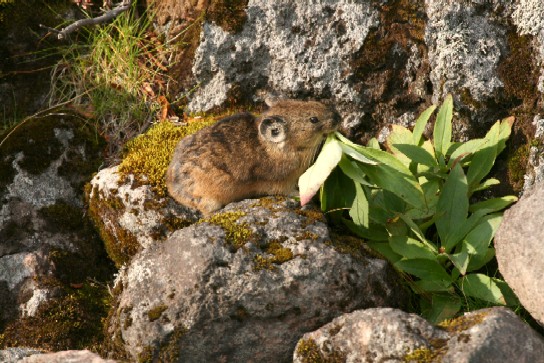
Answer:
xmin=138 ymin=326 xmax=187 ymax=363
xmin=295 ymin=338 xmax=346 ymax=363
xmin=147 ymin=305 xmax=168 ymax=322
xmin=118 ymin=118 xmax=216 ymax=197
xmin=0 ymin=283 xmax=111 ymax=352
xmin=506 ymin=144 xmax=529 ymax=193
xmin=403 ymin=347 xmax=437 ymax=362
xmin=87 ymin=184 xmax=140 ymax=267
xmin=198 ymin=211 xmax=253 ymax=250
xmin=206 ymin=0 xmax=249 ymax=33
xmin=38 ymin=201 xmax=84 ymax=233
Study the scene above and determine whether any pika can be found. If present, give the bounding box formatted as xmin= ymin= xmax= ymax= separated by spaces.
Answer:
xmin=166 ymin=99 xmax=340 ymax=215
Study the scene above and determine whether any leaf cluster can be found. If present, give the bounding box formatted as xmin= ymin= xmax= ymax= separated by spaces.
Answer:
xmin=300 ymin=95 xmax=518 ymax=322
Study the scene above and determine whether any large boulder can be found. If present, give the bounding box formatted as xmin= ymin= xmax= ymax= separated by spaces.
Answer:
xmin=0 ymin=111 xmax=114 ymax=350
xmin=294 ymin=307 xmax=544 ymax=363
xmin=495 ymin=180 xmax=544 ymax=326
xmin=105 ymin=197 xmax=407 ymax=362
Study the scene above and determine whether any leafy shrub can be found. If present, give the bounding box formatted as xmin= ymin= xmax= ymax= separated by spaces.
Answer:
xmin=299 ymin=95 xmax=518 ymax=322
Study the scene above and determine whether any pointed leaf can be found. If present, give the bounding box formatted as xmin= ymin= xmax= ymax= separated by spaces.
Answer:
xmin=434 ymin=94 xmax=453 ymax=158
xmin=387 ymin=125 xmax=414 ymax=165
xmin=338 ymin=156 xmax=374 ymax=187
xmin=463 ymin=214 xmax=502 ymax=256
xmin=389 ymin=236 xmax=437 ymax=260
xmin=467 ymin=247 xmax=495 ymax=272
xmin=394 ymin=259 xmax=452 ymax=282
xmin=413 ymin=104 xmax=437 ymax=145
xmin=393 ymin=144 xmax=439 ymax=167
xmin=448 ymin=138 xmax=485 ymax=167
xmin=366 ymin=241 xmax=402 ymax=262
xmin=435 ymin=163 xmax=469 ymax=251
xmin=448 ymin=245 xmax=470 ymax=275
xmin=469 ymin=196 xmax=517 ymax=214
xmin=340 ymin=143 xmax=378 ymax=165
xmin=350 ymin=182 xmax=369 ymax=228
xmin=471 ymin=178 xmax=501 ymax=192
xmin=467 ymin=121 xmax=500 ymax=191
xmin=421 ymin=294 xmax=461 ymax=323
xmin=461 ymin=273 xmax=506 ymax=305
xmin=299 ymin=136 xmax=343 ymax=206
xmin=497 ymin=116 xmax=514 ymax=155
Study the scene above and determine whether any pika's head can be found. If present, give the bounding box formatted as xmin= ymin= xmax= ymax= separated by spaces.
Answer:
xmin=258 ymin=99 xmax=340 ymax=151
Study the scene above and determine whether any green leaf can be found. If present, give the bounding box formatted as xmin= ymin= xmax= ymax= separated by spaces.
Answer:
xmin=448 ymin=138 xmax=484 ymax=167
xmin=466 ymin=247 xmax=495 ymax=272
xmin=497 ymin=116 xmax=514 ymax=155
xmin=299 ymin=135 xmax=343 ymax=206
xmin=366 ymin=241 xmax=402 ymax=263
xmin=460 ymin=273 xmax=507 ymax=305
xmin=350 ymin=182 xmax=369 ymax=228
xmin=355 ymin=148 xmax=425 ymax=209
xmin=320 ymin=167 xmax=356 ymax=216
xmin=399 ymin=215 xmax=437 ymax=252
xmin=342 ymin=218 xmax=389 ymax=242
xmin=413 ymin=104 xmax=437 ymax=145
xmin=469 ymin=196 xmax=517 ymax=214
xmin=463 ymin=214 xmax=502 ymax=257
xmin=393 ymin=144 xmax=438 ymax=167
xmin=414 ymin=279 xmax=453 ymax=292
xmin=367 ymin=137 xmax=380 ymax=149
xmin=471 ymin=178 xmax=501 ymax=192
xmin=340 ymin=143 xmax=379 ymax=165
xmin=435 ymin=163 xmax=469 ymax=251
xmin=495 ymin=278 xmax=520 ymax=306
xmin=421 ymin=294 xmax=461 ymax=323
xmin=338 ymin=156 xmax=374 ymax=187
xmin=389 ymin=236 xmax=437 ymax=260
xmin=448 ymin=244 xmax=469 ymax=275
xmin=394 ymin=259 xmax=452 ymax=282
xmin=387 ymin=125 xmax=414 ymax=165
xmin=467 ymin=121 xmax=500 ymax=191
xmin=434 ymin=94 xmax=453 ymax=159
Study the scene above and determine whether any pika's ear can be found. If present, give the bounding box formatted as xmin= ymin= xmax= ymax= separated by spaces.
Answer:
xmin=259 ymin=117 xmax=287 ymax=143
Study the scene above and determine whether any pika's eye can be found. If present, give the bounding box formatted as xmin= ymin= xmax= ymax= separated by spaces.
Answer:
xmin=310 ymin=117 xmax=319 ymax=124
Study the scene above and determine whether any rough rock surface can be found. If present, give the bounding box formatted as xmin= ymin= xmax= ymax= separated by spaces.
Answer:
xmin=294 ymin=307 xmax=544 ymax=363
xmin=0 ymin=112 xmax=110 ymax=325
xmin=187 ymin=0 xmax=380 ymax=127
xmin=19 ymin=350 xmax=116 ymax=363
xmin=0 ymin=348 xmax=43 ymax=363
xmin=495 ymin=180 xmax=544 ymax=326
xmin=107 ymin=197 xmax=407 ymax=362
xmin=88 ymin=165 xmax=200 ymax=266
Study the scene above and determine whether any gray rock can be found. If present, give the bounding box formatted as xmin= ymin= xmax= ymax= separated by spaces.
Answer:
xmin=88 ymin=165 xmax=200 ymax=266
xmin=441 ymin=307 xmax=544 ymax=363
xmin=0 ymin=348 xmax=43 ymax=363
xmin=19 ymin=350 xmax=116 ymax=363
xmin=425 ymin=1 xmax=506 ymax=120
xmin=188 ymin=0 xmax=379 ymax=127
xmin=107 ymin=197 xmax=407 ymax=362
xmin=294 ymin=307 xmax=544 ymax=363
xmin=495 ymin=181 xmax=544 ymax=326
xmin=293 ymin=308 xmax=448 ymax=362
xmin=0 ymin=112 xmax=113 ymax=345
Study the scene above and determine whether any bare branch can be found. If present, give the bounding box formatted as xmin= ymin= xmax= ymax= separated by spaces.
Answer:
xmin=40 ymin=0 xmax=132 ymax=40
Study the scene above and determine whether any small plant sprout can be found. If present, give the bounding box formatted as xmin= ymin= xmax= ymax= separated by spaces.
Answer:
xmin=299 ymin=95 xmax=519 ymax=322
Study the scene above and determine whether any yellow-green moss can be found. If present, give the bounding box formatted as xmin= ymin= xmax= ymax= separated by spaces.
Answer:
xmin=147 ymin=305 xmax=168 ymax=322
xmin=295 ymin=338 xmax=346 ymax=363
xmin=118 ymin=118 xmax=216 ymax=197
xmin=253 ymin=240 xmax=295 ymax=271
xmin=198 ymin=211 xmax=253 ymax=249
xmin=404 ymin=347 xmax=437 ymax=363
xmin=438 ymin=311 xmax=488 ymax=333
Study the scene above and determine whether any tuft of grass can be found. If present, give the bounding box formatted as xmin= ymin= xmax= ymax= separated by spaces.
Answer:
xmin=48 ymin=5 xmax=172 ymax=160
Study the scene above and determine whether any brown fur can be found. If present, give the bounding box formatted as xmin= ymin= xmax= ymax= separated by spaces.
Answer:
xmin=166 ymin=100 xmax=339 ymax=214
